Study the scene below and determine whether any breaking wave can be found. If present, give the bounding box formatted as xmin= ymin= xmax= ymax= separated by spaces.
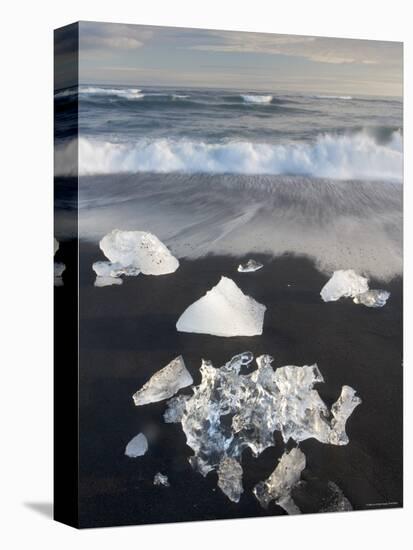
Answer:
xmin=241 ymin=94 xmax=273 ymax=104
xmin=314 ymin=95 xmax=353 ymax=100
xmin=79 ymin=86 xmax=144 ymax=100
xmin=55 ymin=130 xmax=402 ymax=181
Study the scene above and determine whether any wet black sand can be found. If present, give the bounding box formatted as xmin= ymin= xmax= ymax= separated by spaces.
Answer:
xmin=69 ymin=241 xmax=402 ymax=527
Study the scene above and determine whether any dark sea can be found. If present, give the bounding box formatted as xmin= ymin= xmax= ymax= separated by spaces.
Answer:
xmin=54 ymin=85 xmax=403 ymax=527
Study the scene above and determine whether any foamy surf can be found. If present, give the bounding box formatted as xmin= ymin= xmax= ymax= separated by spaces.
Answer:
xmin=241 ymin=94 xmax=273 ymax=104
xmin=55 ymin=130 xmax=403 ymax=182
xmin=79 ymin=86 xmax=145 ymax=100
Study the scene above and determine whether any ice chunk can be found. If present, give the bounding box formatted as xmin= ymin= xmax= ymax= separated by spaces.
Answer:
xmin=99 ymin=229 xmax=179 ymax=276
xmin=320 ymin=269 xmax=369 ymax=302
xmin=94 ymin=276 xmax=123 ymax=287
xmin=237 ymin=259 xmax=263 ymax=273
xmin=353 ymin=289 xmax=390 ymax=308
xmin=54 ymin=262 xmax=65 ymax=278
xmin=153 ymin=472 xmax=170 ymax=487
xmin=253 ymin=448 xmax=306 ymax=514
xmin=93 ymin=260 xmax=140 ymax=278
xmin=125 ymin=433 xmax=148 ymax=458
xmin=176 ymin=277 xmax=266 ymax=337
xmin=165 ymin=353 xmax=361 ymax=501
xmin=133 ymin=356 xmax=193 ymax=406
xmin=217 ymin=457 xmax=244 ymax=503
xmin=292 ymin=478 xmax=352 ymax=513
xmin=319 ymin=481 xmax=353 ymax=512
xmin=54 ymin=238 xmax=66 ymax=286
xmin=329 ymin=385 xmax=362 ymax=445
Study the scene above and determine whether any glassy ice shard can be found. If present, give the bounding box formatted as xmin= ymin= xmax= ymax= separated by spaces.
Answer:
xmin=217 ymin=457 xmax=244 ymax=503
xmin=164 ymin=352 xmax=361 ymax=501
xmin=237 ymin=259 xmax=264 ymax=273
xmin=125 ymin=433 xmax=148 ymax=457
xmin=176 ymin=277 xmax=266 ymax=337
xmin=54 ymin=237 xmax=59 ymax=255
xmin=292 ymin=479 xmax=352 ymax=513
xmin=320 ymin=269 xmax=369 ymax=302
xmin=94 ymin=275 xmax=123 ymax=287
xmin=253 ymin=448 xmax=306 ymax=514
xmin=99 ymin=229 xmax=179 ymax=276
xmin=54 ymin=262 xmax=65 ymax=278
xmin=54 ymin=238 xmax=66 ymax=286
xmin=353 ymin=289 xmax=390 ymax=308
xmin=153 ymin=472 xmax=170 ymax=487
xmin=133 ymin=356 xmax=193 ymax=406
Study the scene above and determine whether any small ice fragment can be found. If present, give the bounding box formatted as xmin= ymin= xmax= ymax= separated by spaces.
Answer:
xmin=100 ymin=229 xmax=179 ymax=276
xmin=164 ymin=394 xmax=190 ymax=424
xmin=320 ymin=269 xmax=369 ymax=302
xmin=353 ymin=289 xmax=390 ymax=308
xmin=292 ymin=479 xmax=353 ymax=513
xmin=125 ymin=433 xmax=148 ymax=458
xmin=217 ymin=457 xmax=244 ymax=503
xmin=153 ymin=472 xmax=170 ymax=487
xmin=133 ymin=356 xmax=193 ymax=406
xmin=329 ymin=385 xmax=363 ymax=446
xmin=54 ymin=238 xmax=66 ymax=285
xmin=54 ymin=262 xmax=65 ymax=278
xmin=93 ymin=260 xmax=140 ymax=278
xmin=253 ymin=448 xmax=306 ymax=514
xmin=237 ymin=259 xmax=263 ymax=273
xmin=94 ymin=276 xmax=123 ymax=287
xmin=176 ymin=276 xmax=266 ymax=337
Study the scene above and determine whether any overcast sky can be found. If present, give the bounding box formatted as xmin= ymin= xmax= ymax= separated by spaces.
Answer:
xmin=76 ymin=21 xmax=402 ymax=97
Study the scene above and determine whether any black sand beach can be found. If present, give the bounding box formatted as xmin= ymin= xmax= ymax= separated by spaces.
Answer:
xmin=63 ymin=241 xmax=403 ymax=528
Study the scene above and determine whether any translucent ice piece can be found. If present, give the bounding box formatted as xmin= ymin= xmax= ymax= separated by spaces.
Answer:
xmin=125 ymin=433 xmax=148 ymax=457
xmin=94 ymin=276 xmax=123 ymax=287
xmin=217 ymin=457 xmax=244 ymax=503
xmin=237 ymin=259 xmax=263 ymax=273
xmin=100 ymin=229 xmax=179 ymax=275
xmin=153 ymin=472 xmax=170 ymax=487
xmin=133 ymin=356 xmax=193 ymax=406
xmin=176 ymin=277 xmax=266 ymax=337
xmin=353 ymin=289 xmax=390 ymax=308
xmin=320 ymin=270 xmax=369 ymax=302
xmin=253 ymin=448 xmax=306 ymax=514
xmin=54 ymin=262 xmax=65 ymax=278
xmin=54 ymin=237 xmax=59 ymax=255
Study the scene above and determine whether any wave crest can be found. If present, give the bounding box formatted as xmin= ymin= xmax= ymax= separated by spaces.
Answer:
xmin=55 ymin=130 xmax=403 ymax=181
xmin=241 ymin=94 xmax=273 ymax=104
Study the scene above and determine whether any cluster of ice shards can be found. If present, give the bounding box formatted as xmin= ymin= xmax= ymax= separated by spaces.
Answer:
xmin=94 ymin=229 xmax=179 ymax=286
xmin=133 ymin=356 xmax=193 ymax=407
xmin=320 ymin=269 xmax=390 ymax=308
xmin=237 ymin=259 xmax=264 ymax=273
xmin=176 ymin=277 xmax=266 ymax=337
xmin=124 ymin=433 xmax=148 ymax=458
xmin=54 ymin=238 xmax=65 ymax=286
xmin=164 ymin=352 xmax=361 ymax=503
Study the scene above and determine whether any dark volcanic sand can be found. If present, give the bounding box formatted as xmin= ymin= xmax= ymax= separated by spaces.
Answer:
xmin=71 ymin=241 xmax=402 ymax=528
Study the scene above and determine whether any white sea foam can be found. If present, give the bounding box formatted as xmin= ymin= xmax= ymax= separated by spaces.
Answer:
xmin=79 ymin=86 xmax=144 ymax=100
xmin=314 ymin=95 xmax=353 ymax=100
xmin=241 ymin=94 xmax=273 ymax=104
xmin=55 ymin=131 xmax=403 ymax=181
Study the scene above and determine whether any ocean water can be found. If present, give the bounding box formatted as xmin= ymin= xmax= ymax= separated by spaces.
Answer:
xmin=55 ymin=85 xmax=403 ymax=280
